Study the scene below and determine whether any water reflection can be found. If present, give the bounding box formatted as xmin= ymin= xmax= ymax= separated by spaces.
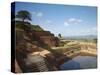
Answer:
xmin=60 ymin=56 xmax=97 ymax=70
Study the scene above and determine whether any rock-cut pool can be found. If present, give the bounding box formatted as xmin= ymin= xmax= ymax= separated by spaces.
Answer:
xmin=60 ymin=56 xmax=97 ymax=70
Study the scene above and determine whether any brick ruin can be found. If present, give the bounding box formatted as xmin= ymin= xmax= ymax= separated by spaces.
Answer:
xmin=14 ymin=29 xmax=60 ymax=73
xmin=32 ymin=30 xmax=60 ymax=47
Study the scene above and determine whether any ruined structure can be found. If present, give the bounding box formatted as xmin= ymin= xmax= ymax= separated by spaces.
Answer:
xmin=14 ymin=26 xmax=60 ymax=73
xmin=32 ymin=31 xmax=60 ymax=47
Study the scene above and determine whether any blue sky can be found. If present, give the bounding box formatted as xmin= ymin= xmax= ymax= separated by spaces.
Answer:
xmin=14 ymin=2 xmax=97 ymax=37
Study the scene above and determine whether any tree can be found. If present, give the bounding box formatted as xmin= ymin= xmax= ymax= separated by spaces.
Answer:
xmin=16 ymin=10 xmax=31 ymax=22
xmin=58 ymin=33 xmax=62 ymax=38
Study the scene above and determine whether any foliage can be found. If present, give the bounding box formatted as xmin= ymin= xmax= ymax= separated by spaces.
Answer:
xmin=15 ymin=21 xmax=44 ymax=32
xmin=30 ymin=25 xmax=44 ymax=31
xmin=58 ymin=33 xmax=62 ymax=38
xmin=16 ymin=10 xmax=31 ymax=22
xmin=16 ymin=22 xmax=31 ymax=31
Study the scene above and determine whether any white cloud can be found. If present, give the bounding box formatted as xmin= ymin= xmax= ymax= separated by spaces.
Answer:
xmin=64 ymin=18 xmax=83 ymax=26
xmin=69 ymin=18 xmax=76 ymax=22
xmin=32 ymin=11 xmax=43 ymax=17
xmin=68 ymin=18 xmax=82 ymax=24
xmin=36 ymin=12 xmax=43 ymax=17
xmin=64 ymin=21 xmax=69 ymax=26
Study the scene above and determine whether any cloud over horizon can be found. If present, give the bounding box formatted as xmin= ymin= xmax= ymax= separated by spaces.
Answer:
xmin=64 ymin=18 xmax=83 ymax=26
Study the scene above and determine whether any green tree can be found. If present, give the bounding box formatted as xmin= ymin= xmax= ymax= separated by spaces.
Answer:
xmin=15 ymin=10 xmax=32 ymax=31
xmin=58 ymin=33 xmax=62 ymax=38
xmin=16 ymin=10 xmax=31 ymax=22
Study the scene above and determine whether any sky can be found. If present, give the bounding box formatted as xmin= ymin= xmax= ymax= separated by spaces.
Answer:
xmin=14 ymin=2 xmax=97 ymax=37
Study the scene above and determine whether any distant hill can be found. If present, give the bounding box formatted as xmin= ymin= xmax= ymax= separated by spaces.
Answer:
xmin=64 ymin=35 xmax=97 ymax=40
